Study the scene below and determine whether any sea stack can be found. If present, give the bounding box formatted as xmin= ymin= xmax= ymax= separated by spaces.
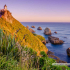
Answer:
xmin=37 ymin=27 xmax=42 ymax=30
xmin=54 ymin=31 xmax=57 ymax=34
xmin=44 ymin=27 xmax=51 ymax=35
xmin=26 ymin=25 xmax=29 ymax=29
xmin=31 ymin=26 xmax=35 ymax=28
xmin=66 ymin=47 xmax=70 ymax=56
xmin=48 ymin=36 xmax=64 ymax=44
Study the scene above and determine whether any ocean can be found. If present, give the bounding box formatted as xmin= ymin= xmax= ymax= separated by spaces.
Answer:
xmin=21 ymin=22 xmax=70 ymax=63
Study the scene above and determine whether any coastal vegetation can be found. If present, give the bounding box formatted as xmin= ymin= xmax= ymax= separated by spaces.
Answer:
xmin=33 ymin=33 xmax=45 ymax=41
xmin=0 ymin=29 xmax=69 ymax=70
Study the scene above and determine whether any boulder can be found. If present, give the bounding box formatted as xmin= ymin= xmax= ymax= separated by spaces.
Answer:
xmin=64 ymin=37 xmax=67 ymax=38
xmin=31 ymin=26 xmax=35 ymax=28
xmin=48 ymin=36 xmax=64 ymax=44
xmin=66 ymin=47 xmax=70 ymax=56
xmin=37 ymin=27 xmax=42 ymax=30
xmin=46 ymin=40 xmax=50 ymax=43
xmin=29 ymin=28 xmax=35 ymax=33
xmin=42 ymin=40 xmax=46 ymax=45
xmin=26 ymin=25 xmax=29 ymax=29
xmin=47 ymin=51 xmax=54 ymax=55
xmin=54 ymin=31 xmax=57 ymax=34
xmin=44 ymin=27 xmax=51 ymax=35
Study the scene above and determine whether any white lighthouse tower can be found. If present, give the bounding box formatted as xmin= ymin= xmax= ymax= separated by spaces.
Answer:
xmin=4 ymin=4 xmax=7 ymax=10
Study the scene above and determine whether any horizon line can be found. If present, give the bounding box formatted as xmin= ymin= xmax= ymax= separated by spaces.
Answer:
xmin=19 ymin=21 xmax=70 ymax=23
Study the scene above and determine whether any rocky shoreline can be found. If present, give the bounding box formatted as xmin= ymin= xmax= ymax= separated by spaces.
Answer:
xmin=47 ymin=51 xmax=67 ymax=63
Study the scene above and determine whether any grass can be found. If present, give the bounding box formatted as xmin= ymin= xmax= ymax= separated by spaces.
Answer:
xmin=33 ymin=33 xmax=45 ymax=41
xmin=36 ymin=35 xmax=45 ymax=41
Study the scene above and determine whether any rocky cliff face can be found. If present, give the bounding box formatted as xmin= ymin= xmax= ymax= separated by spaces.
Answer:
xmin=0 ymin=10 xmax=13 ymax=23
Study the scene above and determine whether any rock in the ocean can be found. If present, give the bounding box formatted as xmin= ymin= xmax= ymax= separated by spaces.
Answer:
xmin=44 ymin=27 xmax=51 ymax=35
xmin=54 ymin=31 xmax=57 ymax=34
xmin=26 ymin=25 xmax=29 ymax=29
xmin=46 ymin=40 xmax=50 ymax=43
xmin=66 ymin=47 xmax=70 ymax=56
xmin=48 ymin=36 xmax=64 ymax=44
xmin=64 ymin=37 xmax=67 ymax=38
xmin=37 ymin=27 xmax=42 ymax=30
xmin=31 ymin=26 xmax=35 ymax=28
xmin=29 ymin=28 xmax=35 ymax=33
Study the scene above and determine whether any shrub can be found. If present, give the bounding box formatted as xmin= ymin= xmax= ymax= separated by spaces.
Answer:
xmin=39 ymin=57 xmax=45 ymax=69
xmin=40 ymin=51 xmax=47 ymax=57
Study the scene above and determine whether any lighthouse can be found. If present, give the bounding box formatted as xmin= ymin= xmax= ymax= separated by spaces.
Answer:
xmin=4 ymin=4 xmax=7 ymax=10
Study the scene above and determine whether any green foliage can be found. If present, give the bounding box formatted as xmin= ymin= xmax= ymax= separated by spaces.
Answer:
xmin=39 ymin=57 xmax=45 ymax=68
xmin=39 ymin=51 xmax=69 ymax=70
xmin=0 ymin=29 xmax=20 ymax=61
xmin=0 ymin=56 xmax=19 ymax=70
xmin=40 ymin=51 xmax=47 ymax=57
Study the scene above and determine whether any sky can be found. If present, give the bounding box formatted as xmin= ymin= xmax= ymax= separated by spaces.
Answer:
xmin=0 ymin=0 xmax=70 ymax=22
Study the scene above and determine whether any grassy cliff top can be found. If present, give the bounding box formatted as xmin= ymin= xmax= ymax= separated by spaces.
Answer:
xmin=0 ymin=10 xmax=48 ymax=55
xmin=33 ymin=33 xmax=45 ymax=41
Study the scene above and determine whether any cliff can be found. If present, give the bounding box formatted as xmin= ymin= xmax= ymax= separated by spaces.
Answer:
xmin=0 ymin=10 xmax=48 ymax=55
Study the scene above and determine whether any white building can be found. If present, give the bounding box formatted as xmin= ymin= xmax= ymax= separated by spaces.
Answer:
xmin=4 ymin=4 xmax=7 ymax=10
